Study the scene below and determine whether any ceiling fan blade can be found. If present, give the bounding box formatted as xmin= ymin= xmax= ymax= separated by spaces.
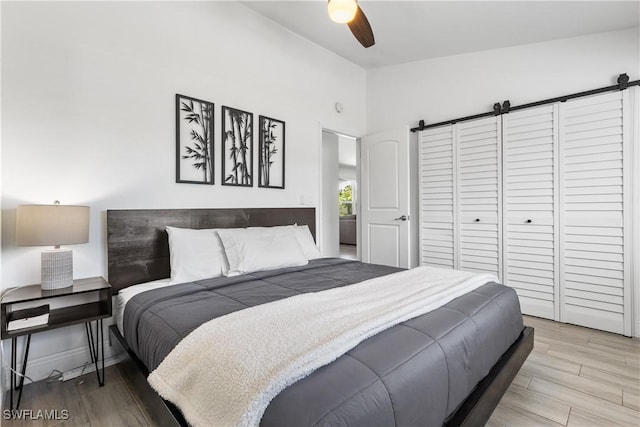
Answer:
xmin=347 ymin=5 xmax=375 ymax=48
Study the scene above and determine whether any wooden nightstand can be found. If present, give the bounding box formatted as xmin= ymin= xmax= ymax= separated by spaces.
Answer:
xmin=0 ymin=277 xmax=112 ymax=410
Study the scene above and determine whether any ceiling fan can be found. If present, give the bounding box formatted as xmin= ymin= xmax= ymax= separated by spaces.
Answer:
xmin=327 ymin=0 xmax=375 ymax=48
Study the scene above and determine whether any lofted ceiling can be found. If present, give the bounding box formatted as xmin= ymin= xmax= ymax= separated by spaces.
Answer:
xmin=242 ymin=1 xmax=640 ymax=69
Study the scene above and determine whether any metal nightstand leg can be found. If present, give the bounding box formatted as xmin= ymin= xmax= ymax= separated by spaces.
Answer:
xmin=9 ymin=334 xmax=31 ymax=410
xmin=85 ymin=319 xmax=105 ymax=386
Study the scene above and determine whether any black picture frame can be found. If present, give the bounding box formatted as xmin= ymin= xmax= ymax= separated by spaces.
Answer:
xmin=222 ymin=106 xmax=253 ymax=187
xmin=258 ymin=115 xmax=285 ymax=189
xmin=175 ymin=94 xmax=214 ymax=185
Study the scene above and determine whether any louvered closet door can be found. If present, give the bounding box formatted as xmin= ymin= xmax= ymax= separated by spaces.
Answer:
xmin=418 ymin=125 xmax=456 ymax=268
xmin=503 ymin=105 xmax=559 ymax=320
xmin=457 ymin=117 xmax=502 ymax=278
xmin=560 ymin=90 xmax=630 ymax=335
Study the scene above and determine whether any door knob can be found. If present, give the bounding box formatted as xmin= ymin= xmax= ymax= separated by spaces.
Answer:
xmin=394 ymin=215 xmax=408 ymax=221
xmin=474 ymin=218 xmax=480 ymax=222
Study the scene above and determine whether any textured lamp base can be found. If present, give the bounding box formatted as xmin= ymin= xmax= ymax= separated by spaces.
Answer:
xmin=41 ymin=249 xmax=73 ymax=290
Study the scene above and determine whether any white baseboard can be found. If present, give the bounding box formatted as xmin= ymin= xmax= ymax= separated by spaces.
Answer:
xmin=1 ymin=338 xmax=126 ymax=399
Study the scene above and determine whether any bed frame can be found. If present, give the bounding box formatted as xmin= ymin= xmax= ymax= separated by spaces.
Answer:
xmin=106 ymin=207 xmax=534 ymax=427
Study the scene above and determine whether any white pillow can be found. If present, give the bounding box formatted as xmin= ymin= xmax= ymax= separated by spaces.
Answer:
xmin=166 ymin=226 xmax=229 ymax=284
xmin=217 ymin=227 xmax=308 ymax=276
xmin=250 ymin=224 xmax=321 ymax=260
xmin=293 ymin=225 xmax=322 ymax=260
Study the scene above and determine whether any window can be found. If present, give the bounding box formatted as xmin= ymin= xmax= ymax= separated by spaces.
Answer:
xmin=339 ymin=181 xmax=353 ymax=216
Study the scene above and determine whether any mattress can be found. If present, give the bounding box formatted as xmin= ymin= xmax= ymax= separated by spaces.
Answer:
xmin=122 ymin=258 xmax=524 ymax=426
xmin=115 ymin=278 xmax=173 ymax=335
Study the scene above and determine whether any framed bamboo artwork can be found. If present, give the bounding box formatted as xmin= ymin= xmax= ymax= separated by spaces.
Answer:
xmin=175 ymin=94 xmax=214 ymax=184
xmin=222 ymin=106 xmax=253 ymax=187
xmin=258 ymin=115 xmax=285 ymax=189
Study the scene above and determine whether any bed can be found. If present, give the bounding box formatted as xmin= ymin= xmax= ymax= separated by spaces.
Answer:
xmin=107 ymin=207 xmax=533 ymax=427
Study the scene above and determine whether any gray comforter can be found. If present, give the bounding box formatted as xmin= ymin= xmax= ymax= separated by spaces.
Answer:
xmin=123 ymin=258 xmax=524 ymax=426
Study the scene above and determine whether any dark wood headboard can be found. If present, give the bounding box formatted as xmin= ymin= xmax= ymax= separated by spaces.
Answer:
xmin=107 ymin=208 xmax=316 ymax=293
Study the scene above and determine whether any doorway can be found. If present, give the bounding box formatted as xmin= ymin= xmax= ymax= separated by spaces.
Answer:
xmin=338 ymin=136 xmax=358 ymax=260
xmin=321 ymin=130 xmax=359 ymax=260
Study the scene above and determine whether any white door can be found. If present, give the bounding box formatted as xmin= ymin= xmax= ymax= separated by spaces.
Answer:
xmin=503 ymin=105 xmax=559 ymax=320
xmin=418 ymin=124 xmax=456 ymax=269
xmin=559 ymin=90 xmax=631 ymax=335
xmin=417 ymin=117 xmax=502 ymax=277
xmin=456 ymin=116 xmax=503 ymax=279
xmin=360 ymin=128 xmax=410 ymax=267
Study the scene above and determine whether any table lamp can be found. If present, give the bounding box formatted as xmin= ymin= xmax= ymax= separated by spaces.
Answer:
xmin=16 ymin=202 xmax=90 ymax=290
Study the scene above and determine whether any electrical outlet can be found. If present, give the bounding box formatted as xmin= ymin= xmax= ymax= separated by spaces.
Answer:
xmin=299 ymin=195 xmax=305 ymax=205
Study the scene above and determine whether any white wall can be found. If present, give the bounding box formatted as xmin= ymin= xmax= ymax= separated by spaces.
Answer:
xmin=338 ymin=135 xmax=357 ymax=171
xmin=1 ymin=1 xmax=365 ymax=383
xmin=338 ymin=165 xmax=356 ymax=181
xmin=367 ymin=28 xmax=639 ymax=133
xmin=321 ymin=131 xmax=340 ymax=257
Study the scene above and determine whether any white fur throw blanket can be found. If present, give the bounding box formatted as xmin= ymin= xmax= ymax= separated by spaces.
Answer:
xmin=148 ymin=266 xmax=498 ymax=427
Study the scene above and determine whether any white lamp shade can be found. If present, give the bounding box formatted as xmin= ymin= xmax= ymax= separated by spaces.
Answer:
xmin=328 ymin=0 xmax=358 ymax=24
xmin=16 ymin=205 xmax=90 ymax=247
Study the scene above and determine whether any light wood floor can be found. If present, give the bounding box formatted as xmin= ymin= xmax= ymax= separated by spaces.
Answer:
xmin=4 ymin=316 xmax=639 ymax=426
xmin=3 ymin=363 xmax=152 ymax=426
xmin=339 ymin=244 xmax=357 ymax=260
xmin=487 ymin=316 xmax=640 ymax=426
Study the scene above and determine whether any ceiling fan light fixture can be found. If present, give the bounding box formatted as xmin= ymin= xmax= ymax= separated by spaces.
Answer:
xmin=328 ymin=0 xmax=358 ymax=24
